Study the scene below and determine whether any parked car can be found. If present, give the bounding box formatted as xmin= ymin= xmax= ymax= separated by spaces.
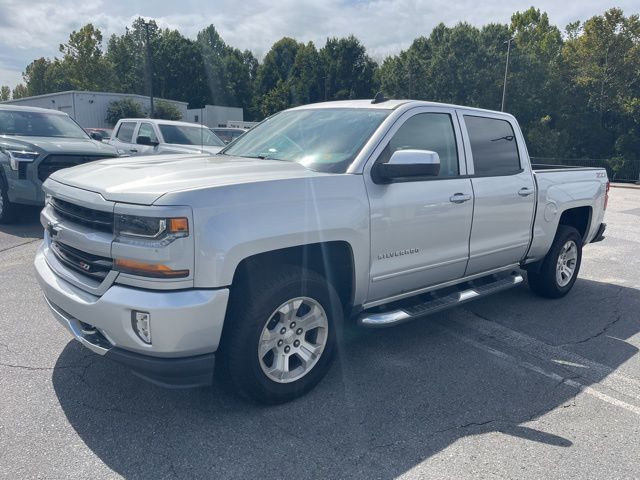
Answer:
xmin=0 ymin=105 xmax=118 ymax=223
xmin=35 ymin=99 xmax=608 ymax=404
xmin=108 ymin=119 xmax=225 ymax=156
xmin=211 ymin=127 xmax=246 ymax=144
xmin=85 ymin=128 xmax=113 ymax=142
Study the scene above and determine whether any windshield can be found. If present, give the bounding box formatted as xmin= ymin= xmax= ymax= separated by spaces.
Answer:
xmin=222 ymin=108 xmax=389 ymax=173
xmin=0 ymin=110 xmax=89 ymax=139
xmin=159 ymin=124 xmax=224 ymax=146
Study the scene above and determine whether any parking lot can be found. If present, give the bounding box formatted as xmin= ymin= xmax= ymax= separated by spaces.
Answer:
xmin=0 ymin=187 xmax=638 ymax=479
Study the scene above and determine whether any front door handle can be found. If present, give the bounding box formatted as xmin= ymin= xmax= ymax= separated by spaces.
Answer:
xmin=449 ymin=193 xmax=472 ymax=204
xmin=129 ymin=148 xmax=138 ymax=153
xmin=518 ymin=187 xmax=534 ymax=197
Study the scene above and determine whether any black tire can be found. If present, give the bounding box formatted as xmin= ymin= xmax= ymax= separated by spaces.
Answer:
xmin=0 ymin=180 xmax=18 ymax=224
xmin=220 ymin=265 xmax=343 ymax=404
xmin=528 ymin=225 xmax=583 ymax=299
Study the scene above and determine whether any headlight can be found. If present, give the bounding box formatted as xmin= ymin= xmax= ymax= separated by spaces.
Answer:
xmin=5 ymin=150 xmax=39 ymax=171
xmin=114 ymin=214 xmax=189 ymax=245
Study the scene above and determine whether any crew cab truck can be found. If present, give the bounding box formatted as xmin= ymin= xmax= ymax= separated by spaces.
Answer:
xmin=34 ymin=99 xmax=608 ymax=404
xmin=108 ymin=118 xmax=225 ymax=157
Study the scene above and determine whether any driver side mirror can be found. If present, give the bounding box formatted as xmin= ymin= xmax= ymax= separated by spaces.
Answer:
xmin=136 ymin=135 xmax=158 ymax=147
xmin=89 ymin=132 xmax=103 ymax=141
xmin=372 ymin=149 xmax=441 ymax=184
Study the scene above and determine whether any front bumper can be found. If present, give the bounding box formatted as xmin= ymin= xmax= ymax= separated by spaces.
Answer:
xmin=591 ymin=222 xmax=606 ymax=243
xmin=35 ymin=242 xmax=229 ymax=387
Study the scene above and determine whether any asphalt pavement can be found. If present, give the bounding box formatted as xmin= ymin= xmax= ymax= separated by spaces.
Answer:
xmin=0 ymin=188 xmax=639 ymax=479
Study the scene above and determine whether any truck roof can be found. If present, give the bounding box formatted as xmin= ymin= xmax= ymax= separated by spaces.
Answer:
xmin=118 ymin=118 xmax=210 ymax=128
xmin=0 ymin=104 xmax=68 ymax=115
xmin=289 ymin=99 xmax=512 ymax=117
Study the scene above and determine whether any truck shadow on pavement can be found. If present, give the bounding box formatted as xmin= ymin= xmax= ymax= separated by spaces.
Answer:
xmin=51 ymin=278 xmax=640 ymax=479
xmin=0 ymin=207 xmax=43 ymax=242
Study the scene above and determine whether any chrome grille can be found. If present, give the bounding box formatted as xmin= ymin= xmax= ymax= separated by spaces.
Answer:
xmin=50 ymin=241 xmax=112 ymax=280
xmin=51 ymin=198 xmax=113 ymax=233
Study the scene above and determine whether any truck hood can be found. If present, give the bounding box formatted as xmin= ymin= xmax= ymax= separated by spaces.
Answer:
xmin=47 ymin=153 xmax=326 ymax=205
xmin=0 ymin=135 xmax=118 ymax=156
xmin=163 ymin=144 xmax=223 ymax=155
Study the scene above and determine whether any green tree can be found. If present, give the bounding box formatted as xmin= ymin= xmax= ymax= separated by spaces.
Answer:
xmin=197 ymin=25 xmax=233 ymax=105
xmin=105 ymin=98 xmax=145 ymax=125
xmin=12 ymin=84 xmax=28 ymax=99
xmin=290 ymin=42 xmax=324 ymax=105
xmin=256 ymin=38 xmax=303 ymax=97
xmin=154 ymin=29 xmax=209 ymax=108
xmin=561 ymin=8 xmax=640 ymax=164
xmin=254 ymin=37 xmax=303 ymax=116
xmin=320 ymin=35 xmax=378 ymax=100
xmin=260 ymin=80 xmax=291 ymax=117
xmin=153 ymin=99 xmax=182 ymax=120
xmin=59 ymin=23 xmax=114 ymax=90
xmin=506 ymin=8 xmax=564 ymax=156
xmin=0 ymin=85 xmax=10 ymax=101
xmin=23 ymin=57 xmax=52 ymax=96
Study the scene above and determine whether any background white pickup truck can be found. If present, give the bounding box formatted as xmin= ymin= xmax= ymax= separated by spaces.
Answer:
xmin=35 ymin=99 xmax=608 ymax=403
xmin=108 ymin=118 xmax=224 ymax=156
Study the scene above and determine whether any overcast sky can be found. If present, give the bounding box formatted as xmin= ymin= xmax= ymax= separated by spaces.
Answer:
xmin=1 ymin=0 xmax=636 ymax=89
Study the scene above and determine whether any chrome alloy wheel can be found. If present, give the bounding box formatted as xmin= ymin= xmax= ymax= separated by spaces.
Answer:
xmin=258 ymin=297 xmax=329 ymax=384
xmin=556 ymin=240 xmax=578 ymax=287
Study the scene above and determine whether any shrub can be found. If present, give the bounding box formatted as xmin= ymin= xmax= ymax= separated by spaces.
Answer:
xmin=105 ymin=98 xmax=145 ymax=125
xmin=153 ymin=100 xmax=182 ymax=120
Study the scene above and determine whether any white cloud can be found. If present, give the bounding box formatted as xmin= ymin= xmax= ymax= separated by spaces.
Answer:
xmin=0 ymin=0 xmax=636 ymax=88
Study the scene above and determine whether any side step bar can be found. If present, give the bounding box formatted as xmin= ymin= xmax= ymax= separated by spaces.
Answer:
xmin=358 ymin=273 xmax=524 ymax=328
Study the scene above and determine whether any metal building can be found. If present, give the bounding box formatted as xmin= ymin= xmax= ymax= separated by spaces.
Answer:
xmin=186 ymin=105 xmax=244 ymax=128
xmin=2 ymin=91 xmax=188 ymax=129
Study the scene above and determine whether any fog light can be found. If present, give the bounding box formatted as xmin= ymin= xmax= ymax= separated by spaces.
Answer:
xmin=132 ymin=311 xmax=152 ymax=344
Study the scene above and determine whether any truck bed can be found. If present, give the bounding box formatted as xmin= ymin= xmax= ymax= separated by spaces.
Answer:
xmin=526 ymin=165 xmax=608 ymax=262
xmin=532 ymin=163 xmax=603 ymax=172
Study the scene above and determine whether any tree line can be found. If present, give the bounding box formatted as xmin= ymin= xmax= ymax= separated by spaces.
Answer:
xmin=1 ymin=7 xmax=639 ymax=171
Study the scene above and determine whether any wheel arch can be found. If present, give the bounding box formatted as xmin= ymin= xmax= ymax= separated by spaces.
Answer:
xmin=231 ymin=241 xmax=356 ymax=311
xmin=558 ymin=205 xmax=592 ymax=242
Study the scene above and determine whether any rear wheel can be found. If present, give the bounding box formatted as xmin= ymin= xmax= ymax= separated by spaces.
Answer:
xmin=528 ymin=225 xmax=582 ymax=298
xmin=221 ymin=266 xmax=343 ymax=404
xmin=0 ymin=181 xmax=18 ymax=224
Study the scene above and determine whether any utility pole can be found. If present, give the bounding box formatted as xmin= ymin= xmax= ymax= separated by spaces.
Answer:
xmin=501 ymin=37 xmax=514 ymax=112
xmin=143 ymin=20 xmax=155 ymax=118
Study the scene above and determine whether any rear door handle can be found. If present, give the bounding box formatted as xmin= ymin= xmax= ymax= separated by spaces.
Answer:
xmin=129 ymin=149 xmax=138 ymax=153
xmin=449 ymin=193 xmax=472 ymax=204
xmin=518 ymin=187 xmax=534 ymax=197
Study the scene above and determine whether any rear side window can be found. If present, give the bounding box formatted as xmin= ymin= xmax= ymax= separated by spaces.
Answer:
xmin=378 ymin=113 xmax=459 ymax=177
xmin=464 ymin=115 xmax=521 ymax=176
xmin=116 ymin=122 xmax=136 ymax=142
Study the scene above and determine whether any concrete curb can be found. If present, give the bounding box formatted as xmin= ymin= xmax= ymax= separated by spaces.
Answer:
xmin=611 ymin=183 xmax=640 ymax=190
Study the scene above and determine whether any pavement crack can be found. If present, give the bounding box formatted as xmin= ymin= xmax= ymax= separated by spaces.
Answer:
xmin=0 ymin=361 xmax=95 ymax=371
xmin=558 ymin=313 xmax=624 ymax=346
xmin=0 ymin=238 xmax=40 ymax=253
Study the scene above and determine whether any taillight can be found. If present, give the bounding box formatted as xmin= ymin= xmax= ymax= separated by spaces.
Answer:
xmin=604 ymin=181 xmax=610 ymax=210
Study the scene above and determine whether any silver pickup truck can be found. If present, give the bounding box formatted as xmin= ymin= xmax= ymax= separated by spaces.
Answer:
xmin=34 ymin=99 xmax=608 ymax=403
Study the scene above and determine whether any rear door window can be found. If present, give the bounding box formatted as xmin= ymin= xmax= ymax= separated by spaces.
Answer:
xmin=464 ymin=115 xmax=521 ymax=176
xmin=116 ymin=122 xmax=136 ymax=143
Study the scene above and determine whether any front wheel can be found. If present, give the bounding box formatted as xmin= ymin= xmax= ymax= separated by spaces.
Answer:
xmin=221 ymin=266 xmax=343 ymax=404
xmin=528 ymin=225 xmax=583 ymax=298
xmin=0 ymin=181 xmax=18 ymax=224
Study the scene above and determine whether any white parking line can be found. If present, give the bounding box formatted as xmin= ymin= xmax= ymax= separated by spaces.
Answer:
xmin=444 ymin=327 xmax=640 ymax=417
xmin=449 ymin=310 xmax=640 ymax=399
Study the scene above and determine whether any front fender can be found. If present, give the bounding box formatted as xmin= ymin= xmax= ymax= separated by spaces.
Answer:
xmin=172 ymin=174 xmax=371 ymax=306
